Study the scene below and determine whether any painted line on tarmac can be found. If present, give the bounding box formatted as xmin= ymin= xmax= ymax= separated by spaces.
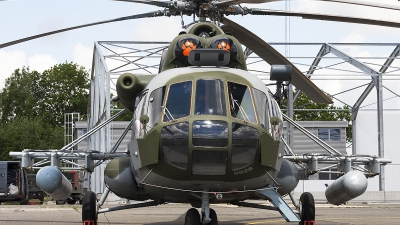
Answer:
xmin=245 ymin=216 xmax=400 ymax=224
xmin=321 ymin=217 xmax=400 ymax=220
xmin=245 ymin=219 xmax=286 ymax=224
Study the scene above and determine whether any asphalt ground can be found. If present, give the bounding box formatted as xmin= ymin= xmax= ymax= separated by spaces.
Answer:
xmin=0 ymin=202 xmax=399 ymax=225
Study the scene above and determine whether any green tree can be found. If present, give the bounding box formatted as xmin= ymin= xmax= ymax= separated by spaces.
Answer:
xmin=284 ymin=91 xmax=352 ymax=143
xmin=0 ymin=62 xmax=90 ymax=160
xmin=39 ymin=63 xmax=90 ymax=126
xmin=0 ymin=117 xmax=64 ymax=160
xmin=0 ymin=67 xmax=43 ymax=123
xmin=0 ymin=63 xmax=89 ymax=126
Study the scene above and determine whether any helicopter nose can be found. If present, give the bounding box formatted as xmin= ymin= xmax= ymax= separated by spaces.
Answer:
xmin=192 ymin=120 xmax=228 ymax=148
xmin=160 ymin=119 xmax=259 ymax=175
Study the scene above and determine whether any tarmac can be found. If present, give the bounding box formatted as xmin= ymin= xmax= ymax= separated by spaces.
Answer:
xmin=0 ymin=201 xmax=399 ymax=225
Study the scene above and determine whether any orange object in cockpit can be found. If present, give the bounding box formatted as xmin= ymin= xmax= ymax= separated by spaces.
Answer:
xmin=217 ymin=40 xmax=230 ymax=51
xmin=181 ymin=40 xmax=197 ymax=56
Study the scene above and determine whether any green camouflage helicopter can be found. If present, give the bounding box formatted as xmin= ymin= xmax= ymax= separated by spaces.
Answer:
xmin=3 ymin=1 xmax=399 ymax=225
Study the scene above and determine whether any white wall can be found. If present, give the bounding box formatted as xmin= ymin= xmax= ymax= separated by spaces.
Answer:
xmin=293 ymin=111 xmax=399 ymax=198
xmin=356 ymin=111 xmax=399 ymax=192
xmin=356 ymin=111 xmax=398 ymax=164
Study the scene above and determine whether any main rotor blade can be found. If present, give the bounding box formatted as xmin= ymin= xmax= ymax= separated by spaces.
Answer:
xmin=313 ymin=0 xmax=400 ymax=11
xmin=112 ymin=0 xmax=173 ymax=8
xmin=221 ymin=17 xmax=332 ymax=104
xmin=0 ymin=11 xmax=165 ymax=49
xmin=214 ymin=0 xmax=280 ymax=6
xmin=249 ymin=9 xmax=400 ymax=28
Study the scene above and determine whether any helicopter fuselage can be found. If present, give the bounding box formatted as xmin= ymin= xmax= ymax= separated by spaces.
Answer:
xmin=123 ymin=67 xmax=285 ymax=203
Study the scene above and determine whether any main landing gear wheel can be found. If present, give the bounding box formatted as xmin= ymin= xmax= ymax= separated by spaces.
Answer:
xmin=67 ymin=197 xmax=77 ymax=205
xmin=204 ymin=208 xmax=218 ymax=225
xmin=299 ymin=192 xmax=315 ymax=225
xmin=185 ymin=208 xmax=201 ymax=225
xmin=56 ymin=200 xmax=66 ymax=205
xmin=82 ymin=191 xmax=97 ymax=225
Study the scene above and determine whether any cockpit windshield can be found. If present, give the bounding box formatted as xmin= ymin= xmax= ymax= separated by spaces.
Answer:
xmin=163 ymin=81 xmax=192 ymax=122
xmin=227 ymin=82 xmax=257 ymax=123
xmin=195 ymin=79 xmax=226 ymax=116
xmin=161 ymin=79 xmax=258 ymax=125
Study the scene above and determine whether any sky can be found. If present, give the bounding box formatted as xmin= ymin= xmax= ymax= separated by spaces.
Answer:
xmin=1 ymin=0 xmax=400 ymax=109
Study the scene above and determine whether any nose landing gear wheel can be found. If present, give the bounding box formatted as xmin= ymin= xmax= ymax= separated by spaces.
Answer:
xmin=82 ymin=191 xmax=97 ymax=225
xmin=299 ymin=192 xmax=315 ymax=225
xmin=185 ymin=208 xmax=201 ymax=225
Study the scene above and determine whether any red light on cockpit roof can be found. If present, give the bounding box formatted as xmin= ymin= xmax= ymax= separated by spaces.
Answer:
xmin=217 ymin=40 xmax=230 ymax=51
xmin=181 ymin=40 xmax=197 ymax=56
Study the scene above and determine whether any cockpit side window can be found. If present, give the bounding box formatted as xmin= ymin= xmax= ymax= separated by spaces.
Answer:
xmin=227 ymin=82 xmax=257 ymax=123
xmin=268 ymin=94 xmax=283 ymax=141
xmin=163 ymin=81 xmax=192 ymax=122
xmin=195 ymin=79 xmax=226 ymax=116
xmin=134 ymin=91 xmax=149 ymax=138
xmin=253 ymin=88 xmax=269 ymax=131
xmin=147 ymin=86 xmax=165 ymax=129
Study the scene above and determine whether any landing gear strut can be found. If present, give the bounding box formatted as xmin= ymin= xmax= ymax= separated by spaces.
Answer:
xmin=185 ymin=191 xmax=218 ymax=225
xmin=299 ymin=192 xmax=315 ymax=225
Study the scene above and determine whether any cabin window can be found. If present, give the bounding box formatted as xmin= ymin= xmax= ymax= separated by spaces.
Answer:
xmin=232 ymin=123 xmax=258 ymax=171
xmin=252 ymin=88 xmax=269 ymax=131
xmin=318 ymin=128 xmax=341 ymax=141
xmin=161 ymin=122 xmax=189 ymax=170
xmin=227 ymin=82 xmax=257 ymax=123
xmin=163 ymin=81 xmax=192 ymax=122
xmin=81 ymin=129 xmax=88 ymax=143
xmin=192 ymin=120 xmax=228 ymax=147
xmin=195 ymin=79 xmax=226 ymax=116
xmin=147 ymin=86 xmax=165 ymax=128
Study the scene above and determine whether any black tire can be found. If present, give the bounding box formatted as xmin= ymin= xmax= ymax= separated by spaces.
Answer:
xmin=67 ymin=198 xmax=77 ymax=205
xmin=185 ymin=208 xmax=201 ymax=225
xmin=299 ymin=192 xmax=315 ymax=225
xmin=19 ymin=199 xmax=29 ymax=205
xmin=39 ymin=196 xmax=44 ymax=205
xmin=82 ymin=191 xmax=97 ymax=225
xmin=56 ymin=200 xmax=66 ymax=205
xmin=207 ymin=208 xmax=218 ymax=225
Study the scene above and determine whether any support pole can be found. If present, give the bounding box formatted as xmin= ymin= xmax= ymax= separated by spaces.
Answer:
xmin=377 ymin=73 xmax=385 ymax=191
xmin=287 ymin=83 xmax=294 ymax=149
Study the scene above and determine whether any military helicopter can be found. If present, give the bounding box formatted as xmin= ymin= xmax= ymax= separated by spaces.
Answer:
xmin=3 ymin=0 xmax=399 ymax=225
